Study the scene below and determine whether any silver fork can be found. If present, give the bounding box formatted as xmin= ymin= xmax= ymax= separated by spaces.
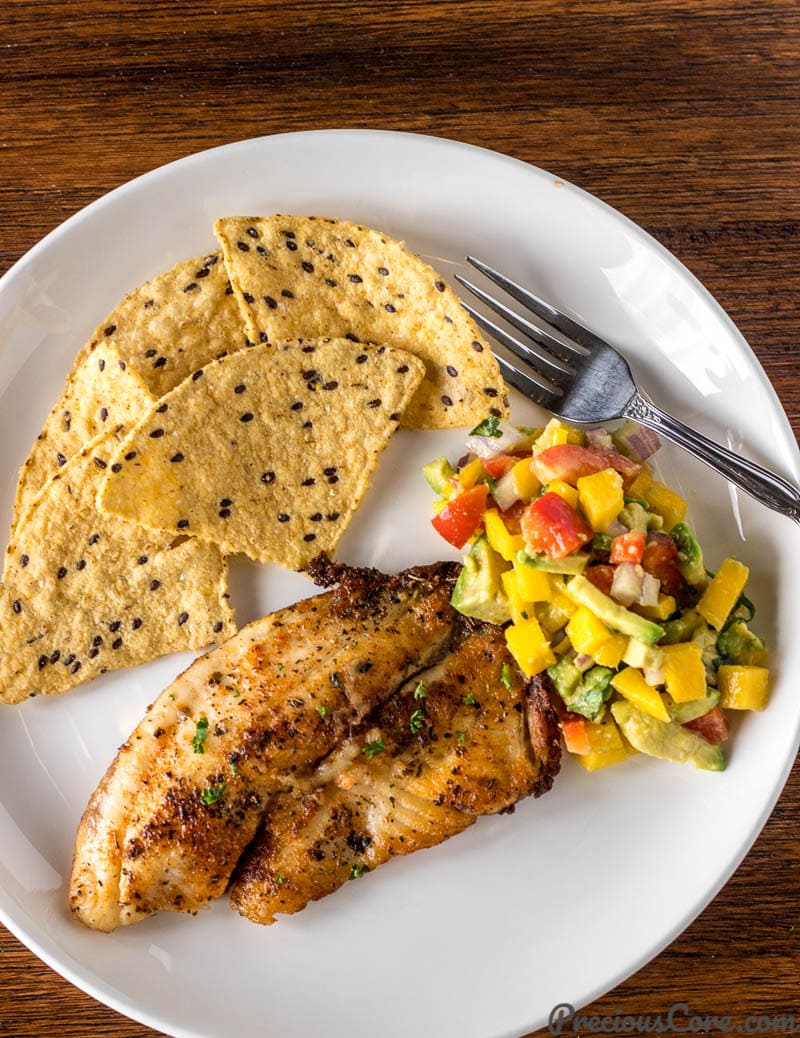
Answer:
xmin=456 ymin=256 xmax=800 ymax=525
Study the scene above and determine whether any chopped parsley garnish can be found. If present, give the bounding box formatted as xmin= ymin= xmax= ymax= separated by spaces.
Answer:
xmin=456 ymin=730 xmax=466 ymax=745
xmin=483 ymin=474 xmax=497 ymax=494
xmin=500 ymin=663 xmax=512 ymax=690
xmin=349 ymin=863 xmax=370 ymax=880
xmin=230 ymin=760 xmax=238 ymax=776
xmin=469 ymin=415 xmax=502 ymax=438
xmin=318 ymin=704 xmax=329 ymax=718
xmin=201 ymin=783 xmax=226 ymax=805
xmin=363 ymin=739 xmax=386 ymax=760
xmin=168 ymin=693 xmax=175 ymax=701
xmin=192 ymin=715 xmax=209 ymax=754
xmin=409 ymin=708 xmax=425 ymax=733
xmin=413 ymin=681 xmax=426 ymax=700
xmin=463 ymin=692 xmax=477 ymax=706
xmin=276 ymin=663 xmax=284 ymax=672
xmin=275 ymin=874 xmax=286 ymax=885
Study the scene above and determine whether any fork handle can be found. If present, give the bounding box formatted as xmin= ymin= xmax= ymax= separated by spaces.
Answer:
xmin=624 ymin=392 xmax=800 ymax=524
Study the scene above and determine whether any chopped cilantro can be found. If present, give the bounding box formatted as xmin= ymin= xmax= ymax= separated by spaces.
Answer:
xmin=456 ymin=730 xmax=466 ymax=745
xmin=363 ymin=739 xmax=385 ymax=760
xmin=276 ymin=663 xmax=284 ymax=672
xmin=413 ymin=681 xmax=426 ymax=700
xmin=349 ymin=863 xmax=370 ymax=880
xmin=409 ymin=708 xmax=425 ymax=733
xmin=521 ymin=610 xmax=529 ymax=620
xmin=463 ymin=692 xmax=477 ymax=706
xmin=500 ymin=663 xmax=512 ymax=690
xmin=192 ymin=715 xmax=209 ymax=754
xmin=275 ymin=874 xmax=286 ymax=885
xmin=318 ymin=704 xmax=329 ymax=718
xmin=201 ymin=783 xmax=226 ymax=805
xmin=230 ymin=760 xmax=238 ymax=776
xmin=168 ymin=693 xmax=175 ymax=701
xmin=470 ymin=415 xmax=502 ymax=438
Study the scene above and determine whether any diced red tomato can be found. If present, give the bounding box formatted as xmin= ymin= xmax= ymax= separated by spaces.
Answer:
xmin=585 ymin=563 xmax=615 ymax=595
xmin=533 ymin=444 xmax=642 ymax=489
xmin=499 ymin=498 xmax=527 ymax=534
xmin=683 ymin=707 xmax=729 ymax=744
xmin=431 ymin=484 xmax=489 ymax=548
xmin=481 ymin=454 xmax=518 ymax=479
xmin=642 ymin=532 xmax=683 ymax=597
xmin=561 ymin=715 xmax=590 ymax=755
xmin=521 ymin=492 xmax=593 ymax=559
xmin=610 ymin=530 xmax=646 ymax=564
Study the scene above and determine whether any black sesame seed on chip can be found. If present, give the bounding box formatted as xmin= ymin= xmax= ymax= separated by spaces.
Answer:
xmin=137 ymin=555 xmax=148 ymax=565
xmin=243 ymin=292 xmax=255 ymax=304
xmin=171 ymin=452 xmax=185 ymax=463
xmin=301 ymin=260 xmax=314 ymax=273
xmin=444 ymin=315 xmax=454 ymax=324
xmin=104 ymin=324 xmax=117 ymax=336
xmin=240 ymin=412 xmax=254 ymax=423
xmin=98 ymin=358 xmax=106 ymax=372
xmin=344 ymin=238 xmax=355 ymax=247
xmin=57 ymin=453 xmax=67 ymax=466
xmin=50 ymin=650 xmax=61 ymax=664
xmin=158 ymin=403 xmax=170 ymax=414
xmin=397 ymin=364 xmax=409 ymax=373
xmin=192 ymin=370 xmax=204 ymax=381
xmin=264 ymin=296 xmax=277 ymax=309
xmin=256 ymin=245 xmax=268 ymax=256
xmin=153 ymin=356 xmax=167 ymax=368
xmin=322 ymin=381 xmax=338 ymax=391
xmin=76 ymin=559 xmax=86 ymax=571
xmin=327 ymin=512 xmax=340 ymax=521
xmin=195 ymin=267 xmax=210 ymax=279
xmin=310 ymin=512 xmax=323 ymax=521
xmin=385 ymin=303 xmax=396 ymax=313
xmin=150 ymin=428 xmax=165 ymax=438
xmin=184 ymin=283 xmax=199 ymax=293
xmin=205 ymin=254 xmax=219 ymax=267
xmin=447 ymin=365 xmax=459 ymax=377
xmin=302 ymin=420 xmax=313 ymax=429
xmin=325 ymin=278 xmax=337 ymax=288
xmin=219 ymin=508 xmax=231 ymax=518
xmin=246 ymin=226 xmax=260 ymax=239
xmin=301 ymin=345 xmax=316 ymax=353
xmin=57 ymin=566 xmax=67 ymax=579
xmin=302 ymin=478 xmax=316 ymax=487
xmin=118 ymin=359 xmax=126 ymax=370
xmin=150 ymin=579 xmax=161 ymax=591
xmin=286 ymin=240 xmax=298 ymax=251
xmin=259 ymin=332 xmax=268 ymax=343
xmin=303 ymin=533 xmax=316 ymax=542
xmin=70 ymin=660 xmax=82 ymax=674
xmin=38 ymin=655 xmax=48 ymax=670
xmin=355 ymin=354 xmax=368 ymax=365
xmin=472 ymin=340 xmax=484 ymax=352
xmin=234 ymin=384 xmax=246 ymax=394
xmin=367 ymin=399 xmax=382 ymax=408
xmin=281 ymin=289 xmax=294 ymax=298
xmin=88 ymin=533 xmax=100 ymax=545
xmin=389 ymin=412 xmax=400 ymax=421
xmin=213 ymin=621 xmax=224 ymax=634
xmin=349 ymin=274 xmax=363 ymax=283
xmin=345 ymin=333 xmax=359 ymax=342
xmin=237 ymin=241 xmax=250 ymax=252
xmin=20 ymin=554 xmax=29 ymax=567
xmin=277 ymin=513 xmax=290 ymax=523
xmin=328 ymin=475 xmax=339 ymax=484
xmin=177 ymin=519 xmax=190 ymax=529
xmin=441 ymin=395 xmax=453 ymax=406
xmin=483 ymin=387 xmax=499 ymax=397
xmin=88 ymin=648 xmax=99 ymax=659
xmin=109 ymin=621 xmax=121 ymax=632
xmin=323 ymin=466 xmax=338 ymax=476
xmin=112 ymin=638 xmax=123 ymax=650
xmin=93 ymin=635 xmax=103 ymax=647
xmin=100 ymin=407 xmax=108 ymax=421
xmin=282 ymin=229 xmax=296 ymax=239
xmin=64 ymin=654 xmax=76 ymax=666
xmin=132 ymin=618 xmax=143 ymax=630
xmin=434 ymin=280 xmax=445 ymax=292
xmin=291 ymin=401 xmax=304 ymax=411
xmin=489 ymin=407 xmax=502 ymax=417
xmin=261 ymin=471 xmax=275 ymax=485
xmin=94 ymin=457 xmax=107 ymax=469
xmin=177 ymin=612 xmax=189 ymax=626
xmin=12 ymin=599 xmax=21 ymax=614
xmin=378 ymin=266 xmax=389 ymax=276
xmin=220 ymin=498 xmax=232 ymax=507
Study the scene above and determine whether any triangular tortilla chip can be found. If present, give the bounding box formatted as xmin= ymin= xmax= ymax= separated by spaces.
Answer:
xmin=98 ymin=339 xmax=425 ymax=570
xmin=9 ymin=342 xmax=154 ymax=543
xmin=214 ymin=215 xmax=508 ymax=430
xmin=0 ymin=428 xmax=235 ymax=705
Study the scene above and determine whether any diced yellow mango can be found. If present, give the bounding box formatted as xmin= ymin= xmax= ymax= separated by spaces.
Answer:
xmin=432 ymin=497 xmax=449 ymax=515
xmin=505 ymin=617 xmax=557 ymax=676
xmin=565 ymin=605 xmax=627 ymax=666
xmin=697 ymin=557 xmax=749 ymax=631
xmin=546 ymin=479 xmax=579 ymax=508
xmin=511 ymin=457 xmax=541 ymax=501
xmin=501 ymin=569 xmax=529 ymax=625
xmin=457 ymin=457 xmax=485 ymax=490
xmin=635 ymin=594 xmax=677 ymax=621
xmin=611 ymin=667 xmax=670 ymax=721
xmin=484 ymin=510 xmax=525 ymax=563
xmin=533 ymin=418 xmax=582 ymax=454
xmin=512 ymin=558 xmax=553 ymax=602
xmin=575 ymin=719 xmax=628 ymax=770
xmin=643 ymin=480 xmax=686 ymax=531
xmin=552 ymin=586 xmax=579 ymax=619
xmin=661 ymin=642 xmax=706 ymax=703
xmin=626 ymin=466 xmax=653 ymax=500
xmin=577 ymin=468 xmax=624 ymax=532
xmin=718 ymin=665 xmax=769 ymax=711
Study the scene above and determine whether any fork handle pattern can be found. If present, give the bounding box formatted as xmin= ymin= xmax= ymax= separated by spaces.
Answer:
xmin=624 ymin=392 xmax=800 ymax=524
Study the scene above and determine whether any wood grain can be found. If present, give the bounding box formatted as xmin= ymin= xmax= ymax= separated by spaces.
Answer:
xmin=0 ymin=1 xmax=798 ymax=1036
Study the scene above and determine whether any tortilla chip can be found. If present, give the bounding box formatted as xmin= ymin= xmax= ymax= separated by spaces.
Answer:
xmin=214 ymin=215 xmax=508 ymax=430
xmin=98 ymin=339 xmax=425 ymax=570
xmin=0 ymin=429 xmax=235 ymax=705
xmin=9 ymin=342 xmax=154 ymax=543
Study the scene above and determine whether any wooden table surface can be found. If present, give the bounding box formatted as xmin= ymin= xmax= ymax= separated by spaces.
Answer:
xmin=1 ymin=2 xmax=798 ymax=1036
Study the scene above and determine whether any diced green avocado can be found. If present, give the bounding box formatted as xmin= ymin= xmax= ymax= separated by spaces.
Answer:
xmin=516 ymin=550 xmax=588 ymax=575
xmin=565 ymin=575 xmax=665 ymax=644
xmin=451 ymin=535 xmax=511 ymax=625
xmin=546 ymin=658 xmax=612 ymax=721
xmin=423 ymin=456 xmax=456 ymax=495
xmin=619 ymin=501 xmax=662 ymax=533
xmin=622 ymin=639 xmax=664 ymax=672
xmin=660 ymin=609 xmax=705 ymax=644
xmin=716 ymin=620 xmax=766 ymax=665
xmin=611 ymin=700 xmax=725 ymax=771
xmin=671 ymin=522 xmax=706 ymax=586
xmin=692 ymin=624 xmax=721 ymax=684
xmin=666 ymin=688 xmax=721 ymax=724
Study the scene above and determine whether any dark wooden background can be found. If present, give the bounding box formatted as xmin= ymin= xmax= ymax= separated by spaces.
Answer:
xmin=1 ymin=2 xmax=798 ymax=1035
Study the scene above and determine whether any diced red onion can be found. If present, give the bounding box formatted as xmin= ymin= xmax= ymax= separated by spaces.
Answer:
xmin=643 ymin=666 xmax=665 ymax=687
xmin=574 ymin=653 xmax=594 ymax=672
xmin=610 ymin=562 xmax=643 ymax=606
xmin=493 ymin=469 xmax=522 ymax=511
xmin=619 ymin=423 xmax=662 ymax=462
xmin=606 ymin=519 xmax=628 ymax=537
xmin=465 ymin=419 xmax=529 ymax=459
xmin=586 ymin=427 xmax=614 ymax=450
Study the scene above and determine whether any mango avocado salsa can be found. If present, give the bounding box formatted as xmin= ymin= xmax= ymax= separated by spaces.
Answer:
xmin=426 ymin=416 xmax=769 ymax=773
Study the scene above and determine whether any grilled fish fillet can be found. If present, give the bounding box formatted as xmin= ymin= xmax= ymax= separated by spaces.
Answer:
xmin=230 ymin=625 xmax=561 ymax=924
xmin=70 ymin=557 xmax=460 ymax=931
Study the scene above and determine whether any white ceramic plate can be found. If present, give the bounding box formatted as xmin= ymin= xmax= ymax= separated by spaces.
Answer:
xmin=1 ymin=131 xmax=798 ymax=1038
